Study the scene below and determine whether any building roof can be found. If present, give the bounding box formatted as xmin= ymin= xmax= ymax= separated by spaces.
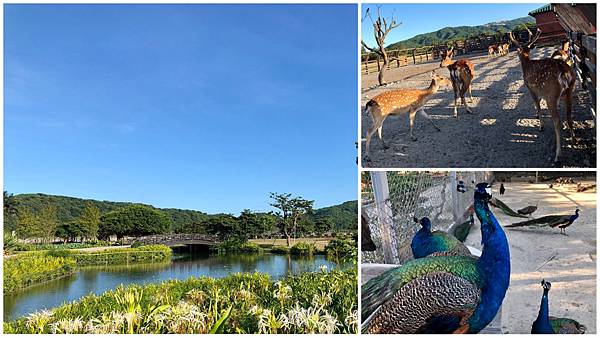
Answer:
xmin=529 ymin=4 xmax=553 ymax=16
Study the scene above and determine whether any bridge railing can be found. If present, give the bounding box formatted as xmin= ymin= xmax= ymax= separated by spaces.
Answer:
xmin=134 ymin=233 xmax=220 ymax=244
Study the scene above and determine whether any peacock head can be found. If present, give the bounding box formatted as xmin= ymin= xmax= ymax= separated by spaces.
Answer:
xmin=575 ymin=208 xmax=580 ymax=214
xmin=474 ymin=183 xmax=492 ymax=203
xmin=413 ymin=216 xmax=432 ymax=231
xmin=541 ymin=279 xmax=552 ymax=291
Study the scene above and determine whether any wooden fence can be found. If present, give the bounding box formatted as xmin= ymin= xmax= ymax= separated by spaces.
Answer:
xmin=361 ymin=30 xmax=531 ymax=75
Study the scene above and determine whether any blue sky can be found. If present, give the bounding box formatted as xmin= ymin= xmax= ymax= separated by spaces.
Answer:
xmin=362 ymin=3 xmax=544 ymax=47
xmin=4 ymin=4 xmax=358 ymax=215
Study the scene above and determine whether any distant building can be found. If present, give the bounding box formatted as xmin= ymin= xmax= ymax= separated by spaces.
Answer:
xmin=528 ymin=4 xmax=566 ymax=45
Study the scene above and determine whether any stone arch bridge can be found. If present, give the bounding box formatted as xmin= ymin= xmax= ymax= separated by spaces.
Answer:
xmin=133 ymin=234 xmax=221 ymax=246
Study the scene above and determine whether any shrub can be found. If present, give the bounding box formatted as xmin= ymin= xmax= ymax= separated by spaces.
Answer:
xmin=290 ymin=242 xmax=316 ymax=256
xmin=71 ymin=245 xmax=172 ymax=265
xmin=270 ymin=246 xmax=290 ymax=254
xmin=324 ymin=237 xmax=357 ymax=263
xmin=4 ymin=252 xmax=76 ymax=293
xmin=215 ymin=240 xmax=261 ymax=254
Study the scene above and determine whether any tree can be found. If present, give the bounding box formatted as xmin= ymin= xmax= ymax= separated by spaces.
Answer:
xmin=78 ymin=202 xmax=101 ymax=240
xmin=99 ymin=205 xmax=172 ymax=239
xmin=269 ymin=193 xmax=314 ymax=247
xmin=238 ymin=210 xmax=277 ymax=239
xmin=38 ymin=204 xmax=58 ymax=242
xmin=361 ymin=7 xmax=402 ymax=85
xmin=204 ymin=214 xmax=240 ymax=239
xmin=315 ymin=217 xmax=335 ymax=235
xmin=3 ymin=191 xmax=19 ymax=232
xmin=15 ymin=209 xmax=41 ymax=240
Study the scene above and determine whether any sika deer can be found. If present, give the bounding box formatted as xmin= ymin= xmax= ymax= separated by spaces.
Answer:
xmin=551 ymin=40 xmax=572 ymax=66
xmin=488 ymin=45 xmax=497 ymax=57
xmin=440 ymin=46 xmax=476 ymax=117
xmin=364 ymin=71 xmax=452 ymax=161
xmin=509 ymin=29 xmax=576 ymax=163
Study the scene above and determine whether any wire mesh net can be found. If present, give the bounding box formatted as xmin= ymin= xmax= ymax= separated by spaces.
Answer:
xmin=362 ymin=171 xmax=490 ymax=264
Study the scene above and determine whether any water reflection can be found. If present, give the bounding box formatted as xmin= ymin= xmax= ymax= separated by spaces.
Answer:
xmin=4 ymin=252 xmax=343 ymax=320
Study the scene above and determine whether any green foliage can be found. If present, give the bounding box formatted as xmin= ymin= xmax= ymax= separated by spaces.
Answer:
xmin=324 ymin=237 xmax=358 ymax=263
xmin=290 ymin=242 xmax=316 ymax=256
xmin=4 ymin=268 xmax=358 ymax=334
xmin=385 ymin=16 xmax=535 ymax=50
xmin=71 ymin=245 xmax=172 ymax=265
xmin=3 ymin=232 xmax=18 ymax=254
xmin=99 ymin=205 xmax=172 ymax=239
xmin=11 ymin=241 xmax=115 ymax=252
xmin=4 ymin=252 xmax=76 ymax=293
xmin=270 ymin=193 xmax=314 ymax=246
xmin=312 ymin=201 xmax=358 ymax=233
xmin=215 ymin=240 xmax=261 ymax=254
xmin=270 ymin=246 xmax=290 ymax=254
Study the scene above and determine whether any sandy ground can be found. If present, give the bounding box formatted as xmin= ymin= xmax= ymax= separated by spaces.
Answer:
xmin=250 ymin=237 xmax=333 ymax=251
xmin=460 ymin=181 xmax=596 ymax=333
xmin=360 ymin=48 xmax=596 ymax=168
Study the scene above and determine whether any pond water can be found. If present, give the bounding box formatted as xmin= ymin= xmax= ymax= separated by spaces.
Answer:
xmin=4 ymin=251 xmax=345 ymax=321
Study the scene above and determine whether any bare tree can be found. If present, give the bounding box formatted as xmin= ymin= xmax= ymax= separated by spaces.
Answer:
xmin=362 ymin=7 xmax=401 ymax=85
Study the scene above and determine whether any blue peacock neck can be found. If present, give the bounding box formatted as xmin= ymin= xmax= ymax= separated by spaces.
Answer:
xmin=469 ymin=193 xmax=511 ymax=332
xmin=537 ymin=288 xmax=552 ymax=328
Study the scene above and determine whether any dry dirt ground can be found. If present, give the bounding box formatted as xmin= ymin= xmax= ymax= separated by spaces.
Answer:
xmin=360 ymin=48 xmax=596 ymax=168
xmin=461 ymin=181 xmax=596 ymax=333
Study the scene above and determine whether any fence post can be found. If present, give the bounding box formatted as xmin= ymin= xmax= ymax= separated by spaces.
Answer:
xmin=371 ymin=171 xmax=396 ymax=264
xmin=450 ymin=171 xmax=460 ymax=223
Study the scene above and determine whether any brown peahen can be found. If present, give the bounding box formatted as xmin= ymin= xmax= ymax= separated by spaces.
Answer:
xmin=504 ymin=208 xmax=580 ymax=235
xmin=361 ymin=183 xmax=510 ymax=333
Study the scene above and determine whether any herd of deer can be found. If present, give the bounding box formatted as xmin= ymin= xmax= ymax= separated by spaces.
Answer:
xmin=488 ymin=42 xmax=510 ymax=57
xmin=364 ymin=28 xmax=576 ymax=164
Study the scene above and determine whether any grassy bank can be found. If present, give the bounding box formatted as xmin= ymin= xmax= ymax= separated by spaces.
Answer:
xmin=250 ymin=237 xmax=333 ymax=251
xmin=3 ymin=253 xmax=76 ymax=294
xmin=3 ymin=245 xmax=172 ymax=294
xmin=71 ymin=245 xmax=172 ymax=265
xmin=4 ymin=268 xmax=358 ymax=334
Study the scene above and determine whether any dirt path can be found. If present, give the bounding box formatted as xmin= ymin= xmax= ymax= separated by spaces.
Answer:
xmin=462 ymin=181 xmax=596 ymax=333
xmin=360 ymin=47 xmax=596 ymax=168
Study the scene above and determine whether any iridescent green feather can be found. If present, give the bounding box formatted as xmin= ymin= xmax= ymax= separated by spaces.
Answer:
xmin=361 ymin=255 xmax=481 ymax=321
xmin=550 ymin=317 xmax=586 ymax=334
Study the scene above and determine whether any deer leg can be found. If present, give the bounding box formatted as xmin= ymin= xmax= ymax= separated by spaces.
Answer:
xmin=409 ymin=108 xmax=418 ymax=141
xmin=418 ymin=108 xmax=441 ymax=132
xmin=452 ymin=81 xmax=459 ymax=118
xmin=563 ymin=90 xmax=575 ymax=140
xmin=549 ymin=99 xmax=562 ymax=163
xmin=365 ymin=112 xmax=385 ymax=160
xmin=460 ymin=81 xmax=473 ymax=114
xmin=529 ymin=91 xmax=544 ymax=131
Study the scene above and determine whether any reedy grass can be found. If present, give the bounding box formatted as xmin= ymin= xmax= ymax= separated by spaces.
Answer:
xmin=4 ymin=268 xmax=357 ymax=334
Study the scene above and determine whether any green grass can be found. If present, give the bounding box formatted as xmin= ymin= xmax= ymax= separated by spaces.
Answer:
xmin=3 ymin=252 xmax=76 ymax=294
xmin=4 ymin=268 xmax=358 ymax=334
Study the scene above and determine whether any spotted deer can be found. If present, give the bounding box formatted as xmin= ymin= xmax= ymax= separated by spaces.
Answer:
xmin=501 ymin=42 xmax=510 ymax=55
xmin=488 ymin=45 xmax=497 ymax=57
xmin=551 ymin=40 xmax=572 ymax=66
xmin=364 ymin=71 xmax=452 ymax=161
xmin=439 ymin=46 xmax=476 ymax=117
xmin=509 ymin=29 xmax=576 ymax=163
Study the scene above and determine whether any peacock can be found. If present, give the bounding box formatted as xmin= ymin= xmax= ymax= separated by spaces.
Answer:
xmin=361 ymin=183 xmax=511 ymax=333
xmin=411 ymin=216 xmax=471 ymax=258
xmin=532 ymin=280 xmax=587 ymax=334
xmin=488 ymin=197 xmax=528 ymax=218
xmin=518 ymin=204 xmax=538 ymax=217
xmin=362 ymin=215 xmax=376 ymax=251
xmin=504 ymin=208 xmax=580 ymax=235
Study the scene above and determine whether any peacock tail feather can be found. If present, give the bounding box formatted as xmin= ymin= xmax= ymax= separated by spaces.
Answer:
xmin=451 ymin=219 xmax=473 ymax=242
xmin=489 ymin=197 xmax=528 ymax=218
xmin=361 ymin=255 xmax=481 ymax=322
xmin=550 ymin=317 xmax=587 ymax=334
xmin=505 ymin=214 xmax=571 ymax=228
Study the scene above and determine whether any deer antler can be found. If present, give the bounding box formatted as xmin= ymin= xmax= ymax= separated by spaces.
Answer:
xmin=527 ymin=28 xmax=542 ymax=48
xmin=508 ymin=31 xmax=520 ymax=47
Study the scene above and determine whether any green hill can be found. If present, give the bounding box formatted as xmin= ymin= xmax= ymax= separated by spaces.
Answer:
xmin=6 ymin=193 xmax=357 ymax=234
xmin=387 ymin=16 xmax=535 ymax=50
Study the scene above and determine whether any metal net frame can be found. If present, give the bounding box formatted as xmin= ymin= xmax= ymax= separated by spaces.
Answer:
xmin=362 ymin=171 xmax=491 ymax=264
